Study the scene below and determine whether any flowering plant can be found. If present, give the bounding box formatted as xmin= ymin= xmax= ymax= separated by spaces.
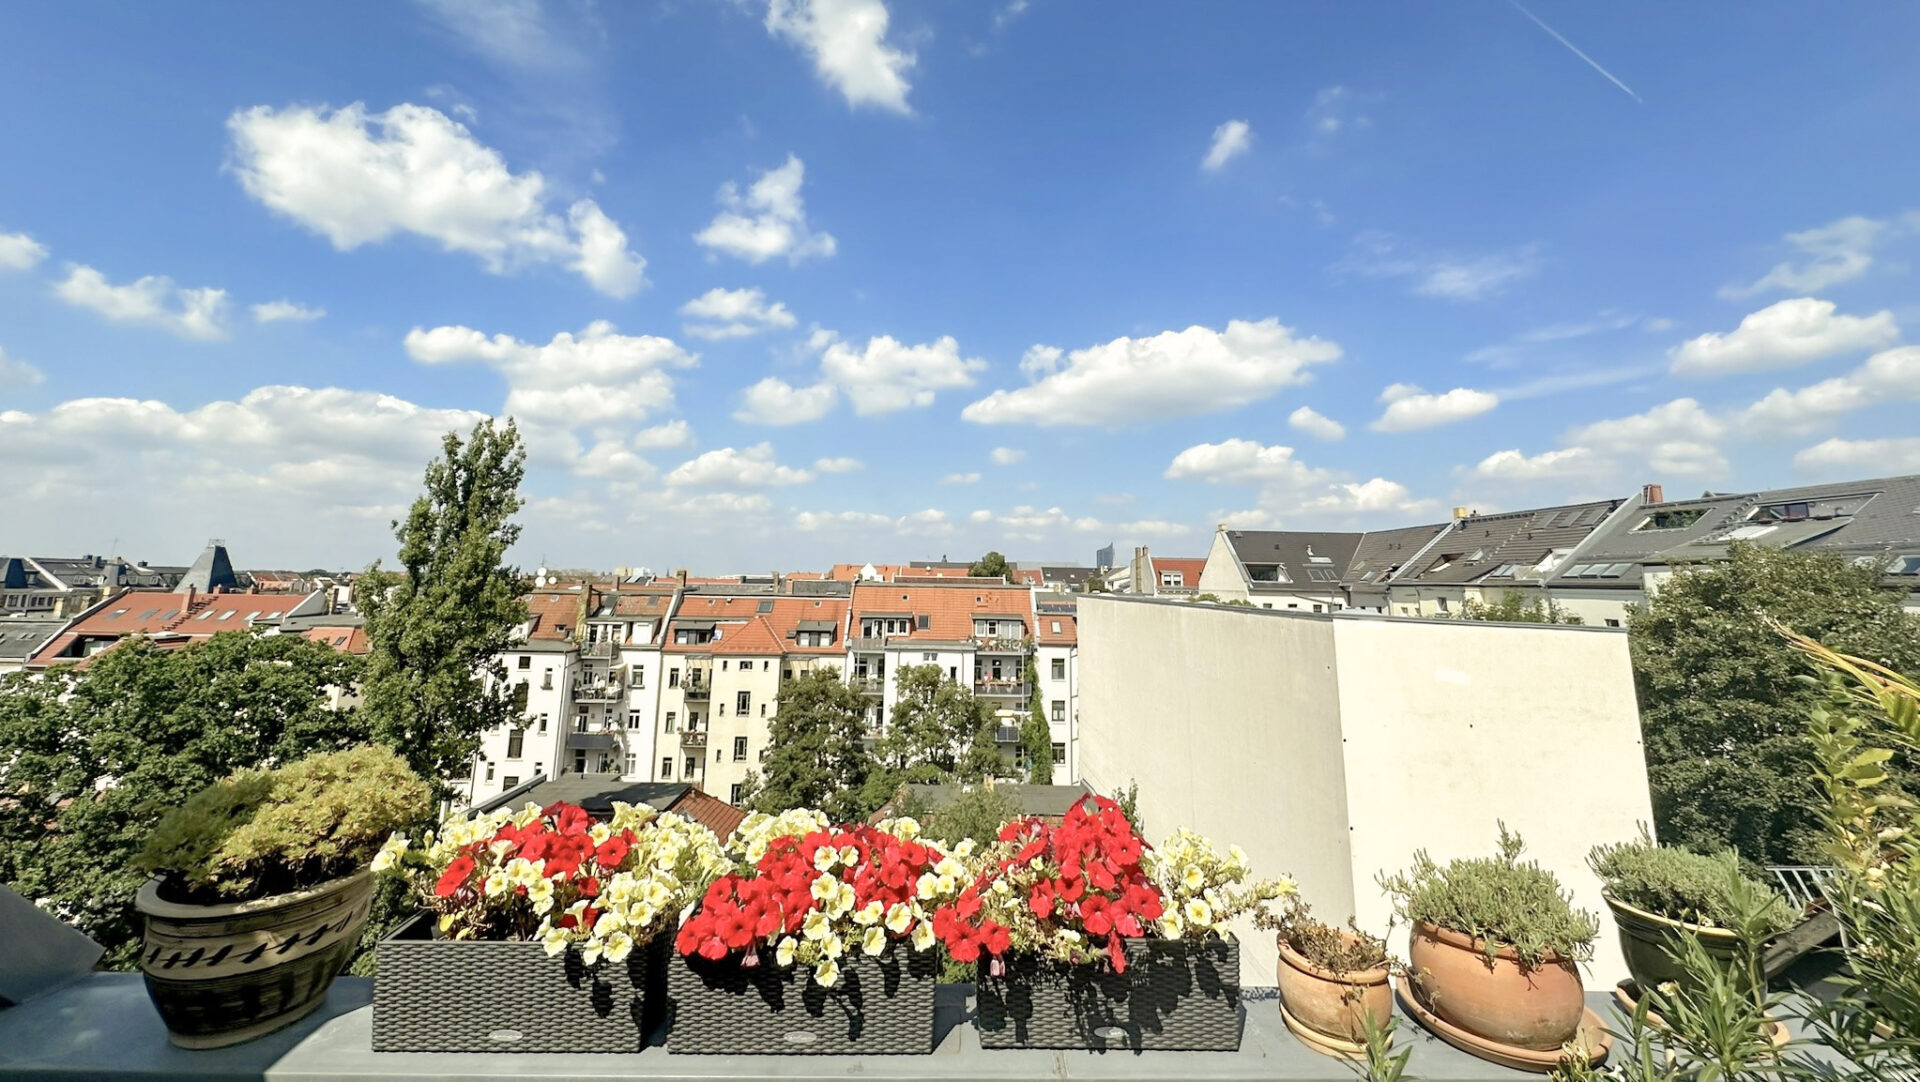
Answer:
xmin=375 ymin=799 xmax=726 ymax=966
xmin=932 ymin=795 xmax=1164 ymax=974
xmin=673 ymin=809 xmax=965 ymax=987
xmin=1144 ymin=828 xmax=1295 ymax=940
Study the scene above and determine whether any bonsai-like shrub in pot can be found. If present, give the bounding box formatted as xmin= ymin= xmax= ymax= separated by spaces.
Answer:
xmin=1379 ymin=826 xmax=1599 ymax=1054
xmin=372 ymin=798 xmax=724 ymax=1052
xmin=1258 ymin=901 xmax=1391 ymax=1057
xmin=667 ymin=809 xmax=959 ymax=1055
xmin=940 ymin=800 xmax=1291 ymax=1051
xmin=1587 ymin=833 xmax=1797 ymax=997
xmin=134 ymin=745 xmax=429 ymax=1049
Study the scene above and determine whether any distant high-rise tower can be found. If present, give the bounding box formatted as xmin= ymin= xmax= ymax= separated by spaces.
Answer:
xmin=1095 ymin=543 xmax=1114 ymax=571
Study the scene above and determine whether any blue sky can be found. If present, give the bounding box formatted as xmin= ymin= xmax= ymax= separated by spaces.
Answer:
xmin=3 ymin=2 xmax=1919 ymax=572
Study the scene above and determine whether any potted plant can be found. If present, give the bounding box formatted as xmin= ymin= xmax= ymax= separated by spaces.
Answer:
xmin=1379 ymin=826 xmax=1605 ymax=1070
xmin=941 ymin=799 xmax=1289 ymax=1051
xmin=133 ymin=745 xmax=429 ymax=1049
xmin=372 ymin=798 xmax=724 ymax=1052
xmin=1258 ymin=900 xmax=1392 ymax=1058
xmin=667 ymin=809 xmax=957 ymax=1054
xmin=1588 ymin=833 xmax=1797 ymax=1000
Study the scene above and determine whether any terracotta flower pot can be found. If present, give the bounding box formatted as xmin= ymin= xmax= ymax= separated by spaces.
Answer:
xmin=1603 ymin=893 xmax=1748 ymax=997
xmin=1275 ymin=935 xmax=1392 ymax=1048
xmin=136 ymin=870 xmax=372 ymax=1048
xmin=1406 ymin=919 xmax=1584 ymax=1052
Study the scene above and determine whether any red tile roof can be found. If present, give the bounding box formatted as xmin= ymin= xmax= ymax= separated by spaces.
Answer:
xmin=828 ymin=563 xmax=909 ymax=582
xmin=849 ymin=582 xmax=1035 ymax=642
xmin=29 ymin=589 xmax=323 ymax=667
xmin=300 ymin=626 xmax=369 ymax=654
xmin=1011 ymin=569 xmax=1043 ymax=587
xmin=1036 ymin=612 xmax=1077 ymax=646
xmin=1150 ymin=557 xmax=1207 ymax=589
xmin=523 ymin=591 xmax=583 ymax=641
xmin=669 ymin=788 xmax=749 ymax=842
xmin=665 ymin=595 xmax=850 ymax=656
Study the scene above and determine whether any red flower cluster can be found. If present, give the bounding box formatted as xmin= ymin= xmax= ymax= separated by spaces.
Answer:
xmin=674 ymin=823 xmax=938 ymax=963
xmin=933 ymin=796 xmax=1163 ymax=973
xmin=432 ymin=801 xmax=636 ymax=937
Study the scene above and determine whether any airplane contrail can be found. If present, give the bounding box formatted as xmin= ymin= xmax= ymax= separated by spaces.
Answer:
xmin=1509 ymin=0 xmax=1644 ymax=104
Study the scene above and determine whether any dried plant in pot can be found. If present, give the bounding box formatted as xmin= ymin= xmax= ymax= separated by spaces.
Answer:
xmin=1256 ymin=900 xmax=1391 ymax=1058
xmin=666 ymin=809 xmax=955 ymax=1055
xmin=1378 ymin=825 xmax=1605 ymax=1068
xmin=372 ymin=798 xmax=725 ymax=1052
xmin=133 ymin=745 xmax=430 ymax=1049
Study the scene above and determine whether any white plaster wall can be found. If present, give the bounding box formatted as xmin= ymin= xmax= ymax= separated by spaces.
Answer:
xmin=1196 ymin=531 xmax=1250 ymax=602
xmin=1036 ymin=642 xmax=1077 ymax=781
xmin=1539 ymin=590 xmax=1640 ymax=627
xmin=1329 ymin=616 xmax=1652 ymax=986
xmin=1076 ymin=597 xmax=1355 ymax=987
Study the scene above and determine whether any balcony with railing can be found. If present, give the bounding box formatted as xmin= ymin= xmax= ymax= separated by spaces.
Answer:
xmin=973 ymin=680 xmax=1030 ymax=698
xmin=679 ymin=726 xmax=707 ymax=748
xmin=970 ymin=635 xmax=1031 ymax=654
xmin=850 ymin=674 xmax=885 ymax=695
xmin=850 ymin=635 xmax=889 ymax=652
xmin=681 ymin=676 xmax=711 ymax=700
xmin=572 ymin=674 xmax=625 ymax=702
xmin=581 ymin=640 xmax=615 ymax=661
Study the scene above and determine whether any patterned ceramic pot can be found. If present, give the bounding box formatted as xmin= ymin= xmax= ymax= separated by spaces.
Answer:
xmin=135 ymin=869 xmax=373 ymax=1049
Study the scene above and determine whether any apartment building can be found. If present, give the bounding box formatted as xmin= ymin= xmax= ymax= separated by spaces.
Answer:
xmin=1034 ymin=607 xmax=1078 ymax=780
xmin=574 ymin=583 xmax=678 ymax=781
xmin=1196 ymin=529 xmax=1361 ymax=611
xmin=656 ymin=593 xmax=849 ymax=803
xmin=1383 ymin=499 xmax=1626 ymax=618
xmin=470 ymin=590 xmax=582 ymax=806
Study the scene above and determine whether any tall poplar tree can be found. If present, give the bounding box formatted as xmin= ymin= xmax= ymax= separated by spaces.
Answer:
xmin=359 ymin=420 xmax=529 ymax=796
xmin=1022 ymin=658 xmax=1053 ymax=784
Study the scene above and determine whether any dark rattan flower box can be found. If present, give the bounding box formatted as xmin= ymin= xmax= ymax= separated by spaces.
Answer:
xmin=371 ymin=912 xmax=669 ymax=1053
xmin=975 ymin=935 xmax=1242 ymax=1051
xmin=666 ymin=945 xmax=939 ymax=1054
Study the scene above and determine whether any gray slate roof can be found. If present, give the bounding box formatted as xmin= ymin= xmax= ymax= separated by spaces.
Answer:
xmin=0 ymin=617 xmax=71 ymax=663
xmin=902 ymin=782 xmax=1096 ymax=819
xmin=1221 ymin=531 xmax=1363 ymax=591
xmin=176 ymin=544 xmax=238 ymax=594
xmin=1345 ymin=523 xmax=1449 ymax=585
xmin=1399 ymin=499 xmax=1622 ymax=585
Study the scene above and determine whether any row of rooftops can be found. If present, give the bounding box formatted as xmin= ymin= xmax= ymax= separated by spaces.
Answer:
xmin=1219 ymin=472 xmax=1920 ymax=594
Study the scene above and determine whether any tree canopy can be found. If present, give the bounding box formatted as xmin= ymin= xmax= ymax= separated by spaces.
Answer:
xmin=875 ymin=664 xmax=1004 ymax=790
xmin=1631 ymin=543 xmax=1920 ymax=864
xmin=1022 ymin=658 xmax=1053 ymax=784
xmin=750 ymin=671 xmax=878 ymax=822
xmin=1455 ymin=592 xmax=1584 ymax=625
xmin=359 ymin=420 xmax=529 ymax=795
xmin=969 ymin=550 xmax=1012 ymax=580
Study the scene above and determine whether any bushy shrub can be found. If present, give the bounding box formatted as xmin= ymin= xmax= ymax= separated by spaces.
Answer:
xmin=1588 ymin=833 xmax=1797 ymax=935
xmin=1378 ymin=825 xmax=1599 ymax=969
xmin=138 ymin=745 xmax=430 ymax=902
xmin=1257 ymin=900 xmax=1388 ymax=975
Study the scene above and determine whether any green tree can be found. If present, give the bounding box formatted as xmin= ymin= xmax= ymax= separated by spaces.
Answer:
xmin=359 ymin=420 xmax=529 ymax=796
xmin=1022 ymin=658 xmax=1053 ymax=784
xmin=751 ymin=671 xmax=877 ymax=821
xmin=969 ymin=550 xmax=1012 ymax=580
xmin=1456 ymin=592 xmax=1584 ymax=625
xmin=877 ymin=665 xmax=1002 ymax=786
xmin=921 ymin=783 xmax=1023 ymax=850
xmin=1631 ymin=544 xmax=1920 ymax=864
xmin=0 ymin=632 xmax=367 ymax=966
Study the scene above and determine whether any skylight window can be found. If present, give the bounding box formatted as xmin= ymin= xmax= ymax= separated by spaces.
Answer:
xmin=1634 ymin=508 xmax=1708 ymax=531
xmin=1486 ymin=563 xmax=1518 ymax=578
xmin=1306 ymin=568 xmax=1340 ymax=581
xmin=1890 ymin=555 xmax=1920 ymax=575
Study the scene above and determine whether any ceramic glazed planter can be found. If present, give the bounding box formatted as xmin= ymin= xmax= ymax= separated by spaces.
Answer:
xmin=135 ymin=869 xmax=373 ymax=1049
xmin=1603 ymin=892 xmax=1749 ymax=996
xmin=371 ymin=911 xmax=670 ymax=1052
xmin=975 ymin=935 xmax=1242 ymax=1051
xmin=1274 ymin=936 xmax=1392 ymax=1056
xmin=1405 ymin=920 xmax=1585 ymax=1052
xmin=666 ymin=945 xmax=939 ymax=1054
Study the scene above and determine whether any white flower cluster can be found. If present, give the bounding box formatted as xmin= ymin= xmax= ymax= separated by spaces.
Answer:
xmin=1145 ymin=828 xmax=1295 ymax=940
xmin=728 ymin=807 xmax=831 ymax=865
xmin=543 ymin=811 xmax=728 ymax=965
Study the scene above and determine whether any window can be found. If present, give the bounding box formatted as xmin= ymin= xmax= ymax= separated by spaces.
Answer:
xmin=1486 ymin=563 xmax=1518 ymax=578
xmin=685 ymin=756 xmax=697 ymax=776
xmin=1435 ymin=598 xmax=1450 ymax=613
xmin=730 ymin=784 xmax=745 ymax=804
xmin=537 ymin=713 xmax=548 ymax=733
xmin=760 ymin=703 xmax=767 ymax=717
xmin=1634 ymin=508 xmax=1707 ymax=531
xmin=664 ymin=711 xmax=677 ymax=732
xmin=1052 ymin=742 xmax=1065 ymax=764
xmin=1050 ymin=620 xmax=1061 ymax=634
xmin=915 ymin=615 xmax=931 ymax=631
xmin=720 ymin=659 xmax=728 ymax=671
xmin=503 ymin=775 xmax=519 ymax=789
xmin=1051 ymin=658 xmax=1065 ymax=680
xmin=627 ymin=710 xmax=642 ymax=729
xmin=670 ymin=668 xmax=680 ymax=687
xmin=922 ymin=651 xmax=937 ymax=662
xmin=1306 ymin=568 xmax=1340 ymax=582
xmin=763 ymin=660 xmax=770 ymax=671
xmin=1160 ymin=571 xmax=1182 ymax=587
xmin=661 ymin=757 xmax=673 ymax=778
xmin=757 ymin=600 xmax=773 ymax=613
xmin=542 ymin=668 xmax=553 ymax=689
xmin=631 ymin=668 xmax=643 ymax=688
xmin=506 ymin=728 xmax=524 ymax=759
xmin=1312 ymin=604 xmax=1323 ymax=613
xmin=1753 ymin=501 xmax=1812 ymax=524
xmin=624 ymin=754 xmax=635 ymax=776
xmin=736 ymin=690 xmax=751 ymax=714
xmin=517 ymin=656 xmax=531 ymax=670
xmin=485 ymin=763 xmax=495 ymax=781
xmin=1051 ymin=700 xmax=1064 ymax=723
xmin=1605 ymin=619 xmax=1622 ymax=628
xmin=733 ymin=736 xmax=748 ymax=761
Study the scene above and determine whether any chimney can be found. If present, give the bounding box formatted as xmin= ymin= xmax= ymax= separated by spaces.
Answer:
xmin=676 ymin=568 xmax=688 ymax=587
xmin=182 ymin=584 xmax=196 ymax=612
xmin=1641 ymin=482 xmax=1665 ymax=505
xmin=1216 ymin=522 xmax=1227 ymax=533
xmin=1131 ymin=546 xmax=1151 ymax=595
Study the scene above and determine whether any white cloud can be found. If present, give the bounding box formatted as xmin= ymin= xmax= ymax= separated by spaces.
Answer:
xmin=1201 ymin=119 xmax=1251 ymax=172
xmin=0 ymin=231 xmax=48 ymax=271
xmin=1794 ymin=436 xmax=1920 ymax=474
xmin=813 ymin=456 xmax=863 ymax=473
xmin=573 ymin=439 xmax=657 ymax=481
xmin=404 ymin=320 xmax=695 ymax=427
xmin=1669 ymin=297 xmax=1898 ymax=377
xmin=1467 ymin=447 xmax=1600 ymax=481
xmin=963 ymin=318 xmax=1340 ymax=427
xmin=694 ymin=155 xmax=837 ymax=265
xmin=1735 ymin=345 xmax=1920 ymax=434
xmin=1369 ymin=383 xmax=1498 ymax=432
xmin=733 ymin=377 xmax=839 ymax=425
xmin=680 ymin=287 xmax=798 ymax=339
xmin=1565 ymin=397 xmax=1729 ymax=477
xmin=793 ymin=508 xmax=951 ymax=535
xmin=53 ymin=265 xmax=230 ymax=340
xmin=764 ymin=0 xmax=916 ymax=114
xmin=1338 ymin=231 xmax=1541 ymax=301
xmin=1287 ymin=405 xmax=1345 ymax=441
xmin=990 ymin=446 xmax=1026 ymax=465
xmin=941 ymin=471 xmax=982 ymax=485
xmin=1164 ymin=438 xmax=1328 ymax=487
xmin=632 ymin=420 xmax=694 ymax=448
xmin=1720 ymin=215 xmax=1905 ymax=299
xmin=416 ymin=0 xmax=577 ymax=68
xmin=0 ymin=346 xmax=44 ymax=389
xmin=1304 ymin=478 xmax=1430 ymax=514
xmin=227 ymin=102 xmax=645 ymax=296
xmin=665 ymin=443 xmax=813 ymax=488
xmin=820 ymin=333 xmax=985 ymax=414
xmin=252 ymin=299 xmax=326 ymax=323
xmin=1304 ymin=86 xmax=1370 ymax=137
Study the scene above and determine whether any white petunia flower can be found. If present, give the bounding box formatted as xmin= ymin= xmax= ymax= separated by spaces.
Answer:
xmin=542 ymin=926 xmax=571 ymax=957
xmin=601 ymin=930 xmax=635 ymax=964
xmin=776 ymin=936 xmax=798 ymax=967
xmin=1184 ymin=899 xmax=1212 ymax=926
xmin=802 ymin=911 xmax=832 ymax=941
xmin=885 ymin=903 xmax=914 ymax=935
xmin=862 ymin=926 xmax=886 ymax=956
xmin=811 ymin=873 xmax=840 ymax=903
xmin=814 ymin=846 xmax=839 ymax=872
xmin=854 ymin=900 xmax=884 ymax=926
xmin=483 ymin=871 xmax=511 ymax=898
xmin=911 ymin=922 xmax=936 ymax=952
xmin=815 ymin=958 xmax=840 ymax=987
xmin=822 ymin=934 xmax=846 ymax=959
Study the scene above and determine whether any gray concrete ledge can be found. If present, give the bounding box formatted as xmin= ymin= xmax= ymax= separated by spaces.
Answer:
xmin=1 ymin=974 xmax=1624 ymax=1081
